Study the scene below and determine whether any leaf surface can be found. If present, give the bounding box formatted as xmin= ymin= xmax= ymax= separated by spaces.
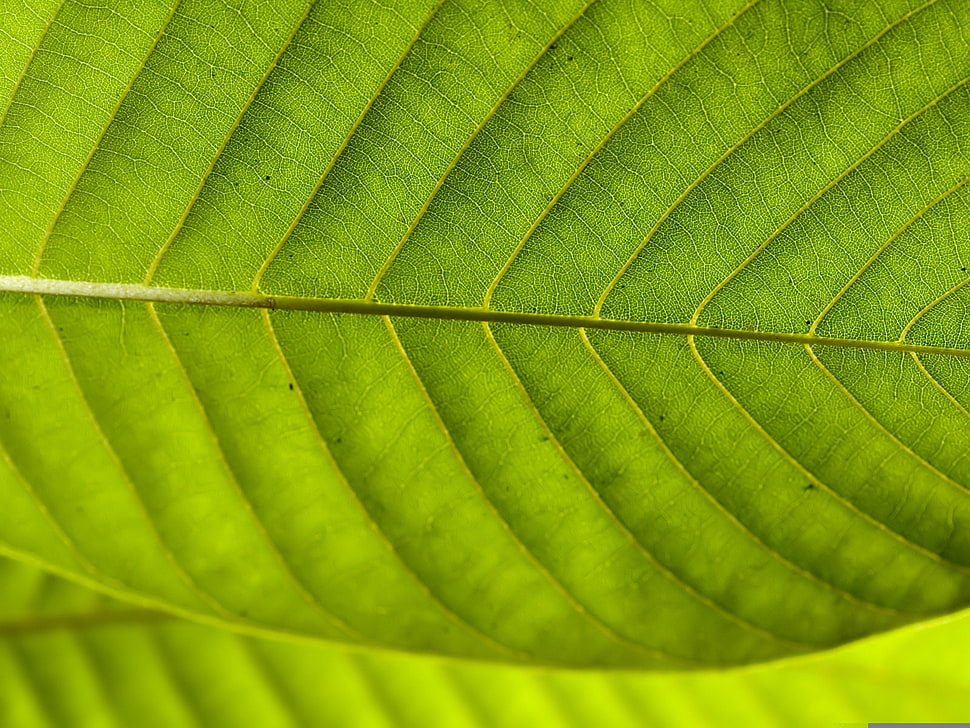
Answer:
xmin=2 ymin=558 xmax=970 ymax=727
xmin=2 ymin=0 xmax=970 ymax=668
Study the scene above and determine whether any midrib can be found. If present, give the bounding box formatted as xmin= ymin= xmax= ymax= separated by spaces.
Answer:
xmin=0 ymin=608 xmax=169 ymax=636
xmin=1 ymin=274 xmax=966 ymax=359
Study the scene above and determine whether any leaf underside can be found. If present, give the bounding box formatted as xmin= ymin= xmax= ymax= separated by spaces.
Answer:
xmin=3 ymin=557 xmax=970 ymax=728
xmin=1 ymin=0 xmax=970 ymax=669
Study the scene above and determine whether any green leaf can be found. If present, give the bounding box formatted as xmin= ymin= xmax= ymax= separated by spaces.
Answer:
xmin=2 ymin=0 xmax=970 ymax=670
xmin=3 ymin=557 xmax=970 ymax=727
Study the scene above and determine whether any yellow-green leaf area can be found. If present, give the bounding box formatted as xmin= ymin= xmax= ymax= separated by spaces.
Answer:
xmin=2 ymin=0 xmax=970 ymax=672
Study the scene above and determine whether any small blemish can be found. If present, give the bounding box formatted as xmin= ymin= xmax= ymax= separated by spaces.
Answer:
xmin=288 ymin=382 xmax=294 ymax=390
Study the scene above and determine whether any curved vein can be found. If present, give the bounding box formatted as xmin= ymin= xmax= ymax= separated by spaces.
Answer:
xmin=688 ymin=333 xmax=970 ymax=575
xmin=690 ymin=72 xmax=970 ymax=326
xmin=144 ymin=0 xmax=317 ymax=284
xmin=810 ymin=176 xmax=970 ymax=335
xmin=29 ymin=0 xmax=182 ymax=276
xmin=32 ymin=295 xmax=243 ymax=622
xmin=250 ymin=0 xmax=446 ymax=292
xmin=596 ymin=0 xmax=943 ymax=317
xmin=910 ymin=351 xmax=970 ymax=422
xmin=578 ymin=327 xmax=907 ymax=618
xmin=482 ymin=321 xmax=812 ymax=655
xmin=365 ymin=0 xmax=600 ymax=302
xmin=145 ymin=302 xmax=365 ymax=642
xmin=899 ymin=274 xmax=970 ymax=342
xmin=383 ymin=315 xmax=700 ymax=663
xmin=0 ymin=434 xmax=129 ymax=595
xmin=805 ymin=342 xmax=970 ymax=496
xmin=482 ymin=0 xmax=765 ymax=308
xmin=0 ymin=0 xmax=64 ymax=130
xmin=259 ymin=308 xmax=525 ymax=662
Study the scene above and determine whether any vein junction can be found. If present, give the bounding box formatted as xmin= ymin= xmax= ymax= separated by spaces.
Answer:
xmin=1 ymin=275 xmax=966 ymax=359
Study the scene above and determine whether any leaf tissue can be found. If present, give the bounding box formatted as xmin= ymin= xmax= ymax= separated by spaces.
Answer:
xmin=1 ymin=0 xmax=970 ymax=681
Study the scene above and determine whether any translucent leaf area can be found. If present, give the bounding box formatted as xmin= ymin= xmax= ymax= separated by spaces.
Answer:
xmin=2 ymin=558 xmax=970 ymax=727
xmin=2 ymin=0 xmax=970 ymax=672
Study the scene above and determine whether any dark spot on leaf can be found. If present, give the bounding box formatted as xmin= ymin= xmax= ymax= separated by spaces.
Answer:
xmin=659 ymin=414 xmax=665 ymax=421
xmin=288 ymin=382 xmax=294 ymax=390
xmin=804 ymin=483 xmax=815 ymax=491
xmin=567 ymin=55 xmax=574 ymax=61
xmin=550 ymin=44 xmax=557 ymax=49
xmin=264 ymin=175 xmax=271 ymax=180
xmin=335 ymin=437 xmax=342 ymax=444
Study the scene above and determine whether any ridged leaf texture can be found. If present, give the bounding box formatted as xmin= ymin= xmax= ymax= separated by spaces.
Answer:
xmin=2 ymin=0 xmax=970 ymax=670
xmin=2 ymin=557 xmax=970 ymax=727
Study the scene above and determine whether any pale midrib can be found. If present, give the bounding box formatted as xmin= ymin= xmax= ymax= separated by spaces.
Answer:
xmin=1 ymin=274 xmax=967 ymax=359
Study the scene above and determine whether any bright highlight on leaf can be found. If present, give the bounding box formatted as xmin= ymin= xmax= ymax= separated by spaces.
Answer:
xmin=1 ymin=0 xmax=969 ymax=683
